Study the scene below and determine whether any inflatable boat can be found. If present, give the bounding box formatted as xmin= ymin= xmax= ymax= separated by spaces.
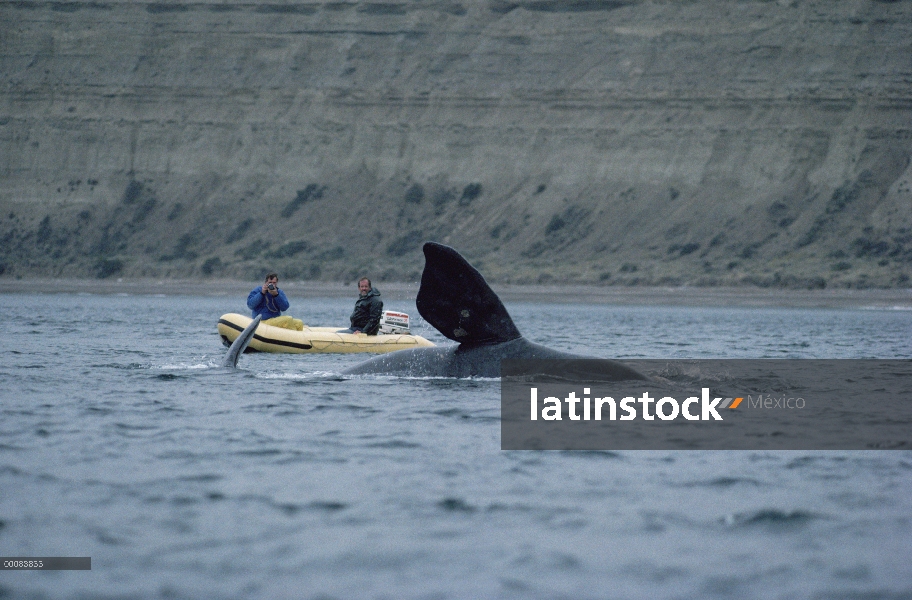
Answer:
xmin=217 ymin=312 xmax=435 ymax=354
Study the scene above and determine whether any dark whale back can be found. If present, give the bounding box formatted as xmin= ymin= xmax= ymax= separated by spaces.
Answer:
xmin=343 ymin=338 xmax=644 ymax=379
xmin=416 ymin=242 xmax=521 ymax=345
xmin=343 ymin=338 xmax=567 ymax=378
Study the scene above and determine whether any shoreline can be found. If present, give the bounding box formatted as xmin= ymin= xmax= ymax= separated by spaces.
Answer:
xmin=2 ymin=278 xmax=910 ymax=309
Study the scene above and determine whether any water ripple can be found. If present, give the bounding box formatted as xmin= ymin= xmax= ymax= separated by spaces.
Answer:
xmin=720 ymin=509 xmax=824 ymax=530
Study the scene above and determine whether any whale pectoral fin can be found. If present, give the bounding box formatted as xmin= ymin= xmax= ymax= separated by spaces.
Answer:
xmin=222 ymin=315 xmax=261 ymax=368
xmin=416 ymin=242 xmax=522 ymax=344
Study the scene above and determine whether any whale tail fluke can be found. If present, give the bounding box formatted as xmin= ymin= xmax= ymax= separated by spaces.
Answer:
xmin=416 ymin=242 xmax=522 ymax=345
xmin=222 ymin=315 xmax=261 ymax=368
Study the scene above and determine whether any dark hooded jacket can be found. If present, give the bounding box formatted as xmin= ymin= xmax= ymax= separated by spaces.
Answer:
xmin=350 ymin=287 xmax=383 ymax=335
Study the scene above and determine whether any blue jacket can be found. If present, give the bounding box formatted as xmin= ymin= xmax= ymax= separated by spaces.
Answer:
xmin=247 ymin=286 xmax=290 ymax=320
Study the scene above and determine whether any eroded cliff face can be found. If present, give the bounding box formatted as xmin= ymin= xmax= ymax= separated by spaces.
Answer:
xmin=1 ymin=0 xmax=910 ymax=286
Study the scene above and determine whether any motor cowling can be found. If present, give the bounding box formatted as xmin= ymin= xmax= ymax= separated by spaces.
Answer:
xmin=377 ymin=311 xmax=411 ymax=334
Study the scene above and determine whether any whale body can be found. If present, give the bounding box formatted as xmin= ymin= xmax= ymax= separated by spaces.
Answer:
xmin=343 ymin=242 xmax=644 ymax=380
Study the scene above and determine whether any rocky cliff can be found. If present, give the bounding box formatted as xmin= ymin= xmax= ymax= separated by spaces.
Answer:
xmin=1 ymin=0 xmax=910 ymax=287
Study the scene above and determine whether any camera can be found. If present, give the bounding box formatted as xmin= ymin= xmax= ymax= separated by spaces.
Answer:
xmin=267 ymin=283 xmax=276 ymax=291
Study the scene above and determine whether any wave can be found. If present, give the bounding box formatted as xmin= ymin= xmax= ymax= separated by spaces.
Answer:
xmin=720 ymin=509 xmax=824 ymax=530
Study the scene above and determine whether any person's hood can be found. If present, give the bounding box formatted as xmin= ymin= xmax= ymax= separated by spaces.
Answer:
xmin=361 ymin=287 xmax=381 ymax=298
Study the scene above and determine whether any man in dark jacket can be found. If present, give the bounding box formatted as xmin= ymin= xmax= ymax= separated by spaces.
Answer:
xmin=347 ymin=277 xmax=383 ymax=335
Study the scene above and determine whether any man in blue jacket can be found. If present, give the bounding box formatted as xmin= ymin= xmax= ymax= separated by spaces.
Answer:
xmin=247 ymin=272 xmax=290 ymax=320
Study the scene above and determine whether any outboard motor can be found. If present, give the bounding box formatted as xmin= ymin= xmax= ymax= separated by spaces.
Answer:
xmin=377 ymin=311 xmax=411 ymax=335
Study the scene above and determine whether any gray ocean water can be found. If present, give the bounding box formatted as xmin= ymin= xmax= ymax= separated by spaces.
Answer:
xmin=1 ymin=292 xmax=911 ymax=599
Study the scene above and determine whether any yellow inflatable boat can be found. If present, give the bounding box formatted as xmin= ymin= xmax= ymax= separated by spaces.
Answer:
xmin=217 ymin=312 xmax=435 ymax=354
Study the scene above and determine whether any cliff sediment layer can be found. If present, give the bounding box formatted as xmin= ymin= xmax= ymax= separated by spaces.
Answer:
xmin=2 ymin=0 xmax=910 ymax=287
